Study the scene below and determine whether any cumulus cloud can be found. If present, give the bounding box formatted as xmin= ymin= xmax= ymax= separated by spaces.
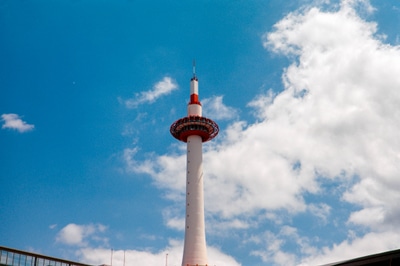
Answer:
xmin=123 ymin=76 xmax=178 ymax=108
xmin=56 ymin=223 xmax=108 ymax=247
xmin=298 ymin=231 xmax=400 ymax=265
xmin=123 ymin=147 xmax=186 ymax=200
xmin=54 ymin=224 xmax=240 ymax=266
xmin=1 ymin=113 xmax=34 ymax=133
xmin=264 ymin=0 xmax=400 ymax=230
xmin=124 ymin=0 xmax=400 ymax=264
xmin=75 ymin=239 xmax=240 ymax=266
xmin=307 ymin=203 xmax=331 ymax=224
xmin=251 ymin=226 xmax=316 ymax=266
xmin=202 ymin=96 xmax=239 ymax=120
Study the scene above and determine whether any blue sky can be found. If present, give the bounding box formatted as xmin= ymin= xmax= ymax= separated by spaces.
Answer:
xmin=2 ymin=0 xmax=400 ymax=265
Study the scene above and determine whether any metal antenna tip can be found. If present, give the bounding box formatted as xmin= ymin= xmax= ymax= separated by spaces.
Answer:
xmin=193 ymin=59 xmax=196 ymax=78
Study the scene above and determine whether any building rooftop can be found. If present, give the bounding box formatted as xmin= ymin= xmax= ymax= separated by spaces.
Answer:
xmin=320 ymin=248 xmax=400 ymax=266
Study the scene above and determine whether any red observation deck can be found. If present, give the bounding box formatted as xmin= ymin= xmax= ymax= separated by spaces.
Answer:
xmin=170 ymin=116 xmax=219 ymax=143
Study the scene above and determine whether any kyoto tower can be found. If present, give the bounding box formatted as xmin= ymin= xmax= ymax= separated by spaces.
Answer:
xmin=170 ymin=66 xmax=219 ymax=266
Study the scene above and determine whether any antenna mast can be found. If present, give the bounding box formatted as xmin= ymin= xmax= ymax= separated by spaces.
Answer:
xmin=192 ymin=59 xmax=196 ymax=79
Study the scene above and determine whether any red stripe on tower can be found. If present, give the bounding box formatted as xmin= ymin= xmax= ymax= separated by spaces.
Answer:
xmin=190 ymin=94 xmax=200 ymax=105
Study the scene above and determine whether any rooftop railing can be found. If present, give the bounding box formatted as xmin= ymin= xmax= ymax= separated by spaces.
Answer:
xmin=0 ymin=246 xmax=91 ymax=266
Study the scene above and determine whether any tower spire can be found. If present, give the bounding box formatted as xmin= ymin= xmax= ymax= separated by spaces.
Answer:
xmin=192 ymin=59 xmax=196 ymax=79
xmin=170 ymin=66 xmax=219 ymax=266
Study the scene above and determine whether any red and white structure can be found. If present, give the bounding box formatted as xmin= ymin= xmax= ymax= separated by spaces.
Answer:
xmin=170 ymin=69 xmax=219 ymax=266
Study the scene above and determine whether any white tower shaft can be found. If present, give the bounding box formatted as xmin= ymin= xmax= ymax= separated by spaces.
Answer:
xmin=182 ymin=134 xmax=208 ymax=266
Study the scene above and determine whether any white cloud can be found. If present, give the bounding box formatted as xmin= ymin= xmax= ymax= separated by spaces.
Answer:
xmin=163 ymin=207 xmax=185 ymax=231
xmin=251 ymin=229 xmax=299 ymax=266
xmin=298 ymin=231 xmax=400 ymax=265
xmin=77 ymin=239 xmax=241 ymax=266
xmin=341 ymin=0 xmax=375 ymax=14
xmin=263 ymin=0 xmax=400 ymax=231
xmin=1 ymin=113 xmax=34 ymax=133
xmin=123 ymin=76 xmax=178 ymax=108
xmin=123 ymin=147 xmax=186 ymax=200
xmin=202 ymin=96 xmax=239 ymax=120
xmin=307 ymin=203 xmax=331 ymax=224
xmin=49 ymin=224 xmax=57 ymax=230
xmin=56 ymin=223 xmax=108 ymax=247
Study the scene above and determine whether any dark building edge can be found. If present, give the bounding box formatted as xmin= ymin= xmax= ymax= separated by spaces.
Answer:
xmin=321 ymin=248 xmax=400 ymax=266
